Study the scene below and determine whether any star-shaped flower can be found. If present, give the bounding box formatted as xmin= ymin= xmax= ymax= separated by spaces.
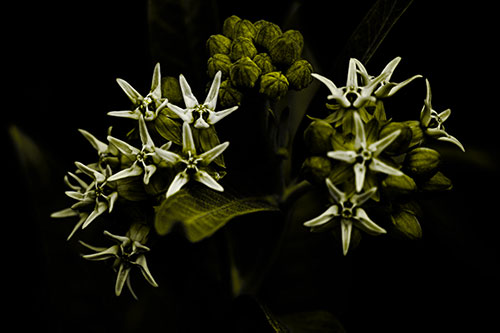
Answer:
xmin=158 ymin=122 xmax=229 ymax=198
xmin=420 ymin=79 xmax=464 ymax=152
xmin=78 ymin=127 xmax=119 ymax=170
xmin=311 ymin=58 xmax=390 ymax=109
xmin=167 ymin=71 xmax=239 ymax=129
xmin=107 ymin=116 xmax=173 ymax=185
xmin=80 ymin=223 xmax=158 ymax=300
xmin=303 ymin=178 xmax=386 ymax=255
xmin=355 ymin=56 xmax=422 ymax=98
xmin=51 ymin=162 xmax=119 ymax=237
xmin=108 ymin=63 xmax=168 ymax=121
xmin=327 ymin=112 xmax=404 ymax=192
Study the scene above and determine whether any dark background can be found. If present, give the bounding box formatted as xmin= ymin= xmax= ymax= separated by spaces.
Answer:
xmin=5 ymin=0 xmax=499 ymax=332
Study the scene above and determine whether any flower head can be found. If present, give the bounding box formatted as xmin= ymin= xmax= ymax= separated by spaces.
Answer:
xmin=51 ymin=162 xmax=118 ymax=238
xmin=108 ymin=63 xmax=168 ymax=121
xmin=420 ymin=79 xmax=464 ymax=152
xmin=159 ymin=122 xmax=229 ymax=197
xmin=303 ymin=178 xmax=386 ymax=255
xmin=80 ymin=223 xmax=158 ymax=300
xmin=167 ymin=71 xmax=239 ymax=129
xmin=107 ymin=116 xmax=174 ymax=185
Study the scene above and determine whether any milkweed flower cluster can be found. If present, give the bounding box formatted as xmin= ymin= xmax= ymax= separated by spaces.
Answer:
xmin=302 ymin=57 xmax=464 ymax=255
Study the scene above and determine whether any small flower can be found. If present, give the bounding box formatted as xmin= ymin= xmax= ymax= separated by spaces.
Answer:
xmin=78 ymin=127 xmax=119 ymax=169
xmin=327 ymin=112 xmax=404 ymax=192
xmin=80 ymin=224 xmax=158 ymax=300
xmin=355 ymin=57 xmax=422 ymax=98
xmin=311 ymin=58 xmax=390 ymax=109
xmin=303 ymin=178 xmax=386 ymax=255
xmin=108 ymin=63 xmax=168 ymax=121
xmin=51 ymin=162 xmax=119 ymax=236
xmin=168 ymin=71 xmax=239 ymax=129
xmin=420 ymin=79 xmax=465 ymax=152
xmin=159 ymin=122 xmax=229 ymax=198
xmin=107 ymin=116 xmax=173 ymax=185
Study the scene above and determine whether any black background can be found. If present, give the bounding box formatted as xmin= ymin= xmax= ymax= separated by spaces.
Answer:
xmin=5 ymin=0 xmax=499 ymax=332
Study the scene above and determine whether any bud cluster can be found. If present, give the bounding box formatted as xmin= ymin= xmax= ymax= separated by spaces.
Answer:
xmin=206 ymin=15 xmax=314 ymax=106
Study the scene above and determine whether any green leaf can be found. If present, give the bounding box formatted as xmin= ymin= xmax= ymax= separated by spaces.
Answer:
xmin=154 ymin=110 xmax=182 ymax=145
xmin=154 ymin=183 xmax=280 ymax=242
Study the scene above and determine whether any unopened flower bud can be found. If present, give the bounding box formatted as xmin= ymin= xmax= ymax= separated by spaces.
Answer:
xmin=286 ymin=59 xmax=313 ymax=90
xmin=269 ymin=32 xmax=302 ymax=66
xmin=283 ymin=30 xmax=304 ymax=52
xmin=391 ymin=210 xmax=422 ymax=240
xmin=301 ymin=156 xmax=332 ymax=184
xmin=218 ymin=79 xmax=243 ymax=107
xmin=230 ymin=36 xmax=257 ymax=61
xmin=303 ymin=119 xmax=334 ymax=155
xmin=403 ymin=120 xmax=424 ymax=148
xmin=405 ymin=147 xmax=440 ymax=176
xmin=382 ymin=173 xmax=417 ymax=195
xmin=253 ymin=53 xmax=275 ymax=74
xmin=379 ymin=122 xmax=412 ymax=155
xmin=206 ymin=34 xmax=232 ymax=56
xmin=161 ymin=76 xmax=183 ymax=105
xmin=207 ymin=54 xmax=232 ymax=79
xmin=222 ymin=15 xmax=241 ymax=39
xmin=233 ymin=19 xmax=257 ymax=40
xmin=259 ymin=71 xmax=289 ymax=99
xmin=229 ymin=56 xmax=261 ymax=88
xmin=255 ymin=21 xmax=282 ymax=49
xmin=420 ymin=171 xmax=453 ymax=191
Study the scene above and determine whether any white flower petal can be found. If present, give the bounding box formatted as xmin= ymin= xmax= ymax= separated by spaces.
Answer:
xmin=369 ymin=129 xmax=401 ymax=156
xmin=325 ymin=178 xmax=346 ymax=204
xmin=166 ymin=171 xmax=190 ymax=198
xmin=182 ymin=122 xmax=197 ymax=156
xmin=341 ymin=219 xmax=353 ymax=256
xmin=107 ymin=110 xmax=142 ymax=120
xmin=151 ymin=63 xmax=162 ymax=100
xmin=179 ymin=74 xmax=199 ymax=108
xmin=108 ymin=163 xmax=143 ymax=182
xmin=194 ymin=169 xmax=224 ymax=192
xmin=354 ymin=208 xmax=386 ymax=235
xmin=353 ymin=163 xmax=366 ymax=193
xmin=204 ymin=71 xmax=222 ymax=110
xmin=207 ymin=106 xmax=239 ymax=125
xmin=198 ymin=141 xmax=230 ymax=166
xmin=143 ymin=164 xmax=157 ymax=185
xmin=116 ymin=78 xmax=143 ymax=105
xmin=327 ymin=150 xmax=357 ymax=163
xmin=134 ymin=254 xmax=159 ymax=288
xmin=438 ymin=135 xmax=465 ymax=152
xmin=194 ymin=117 xmax=210 ymax=129
xmin=107 ymin=136 xmax=140 ymax=156
xmin=167 ymin=103 xmax=193 ymax=123
xmin=369 ymin=158 xmax=404 ymax=176
xmin=351 ymin=187 xmax=377 ymax=206
xmin=138 ymin=115 xmax=155 ymax=148
xmin=353 ymin=111 xmax=367 ymax=150
xmin=115 ymin=264 xmax=132 ymax=297
xmin=50 ymin=207 xmax=79 ymax=218
xmin=303 ymin=205 xmax=339 ymax=227
xmin=78 ymin=129 xmax=108 ymax=154
xmin=82 ymin=201 xmax=108 ymax=229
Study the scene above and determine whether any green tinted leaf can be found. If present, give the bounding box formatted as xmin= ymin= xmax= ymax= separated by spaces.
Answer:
xmin=154 ymin=183 xmax=279 ymax=241
xmin=154 ymin=110 xmax=182 ymax=145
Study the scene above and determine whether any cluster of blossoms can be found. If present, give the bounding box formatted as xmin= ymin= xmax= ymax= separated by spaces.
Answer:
xmin=206 ymin=15 xmax=314 ymax=106
xmin=301 ymin=57 xmax=464 ymax=255
xmin=52 ymin=62 xmax=237 ymax=297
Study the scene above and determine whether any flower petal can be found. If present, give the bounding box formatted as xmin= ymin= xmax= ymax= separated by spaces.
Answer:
xmin=204 ymin=71 xmax=222 ymax=110
xmin=198 ymin=141 xmax=229 ymax=166
xmin=438 ymin=135 xmax=465 ymax=152
xmin=182 ymin=122 xmax=197 ymax=156
xmin=134 ymin=254 xmax=159 ymax=288
xmin=166 ymin=171 xmax=190 ymax=198
xmin=369 ymin=158 xmax=404 ymax=176
xmin=346 ymin=58 xmax=359 ymax=89
xmin=194 ymin=169 xmax=224 ymax=192
xmin=341 ymin=219 xmax=353 ymax=256
xmin=354 ymin=208 xmax=386 ymax=235
xmin=107 ymin=191 xmax=119 ymax=213
xmin=78 ymin=129 xmax=108 ymax=154
xmin=81 ymin=244 xmax=120 ymax=261
xmin=420 ymin=79 xmax=432 ymax=126
xmin=107 ymin=136 xmax=140 ymax=156
xmin=143 ymin=164 xmax=157 ymax=185
xmin=179 ymin=74 xmax=199 ymax=108
xmin=150 ymin=63 xmax=162 ymax=101
xmin=303 ymin=205 xmax=339 ymax=227
xmin=155 ymin=148 xmax=183 ymax=164
xmin=67 ymin=213 xmax=88 ymax=241
xmin=115 ymin=264 xmax=132 ymax=297
xmin=379 ymin=56 xmax=401 ymax=82
xmin=369 ymin=129 xmax=401 ymax=156
xmin=194 ymin=117 xmax=210 ymax=129
xmin=327 ymin=150 xmax=357 ymax=164
xmin=107 ymin=110 xmax=142 ymax=120
xmin=82 ymin=201 xmax=108 ymax=229
xmin=167 ymin=103 xmax=193 ymax=123
xmin=353 ymin=111 xmax=367 ymax=150
xmin=107 ymin=163 xmax=143 ymax=182
xmin=138 ymin=115 xmax=155 ymax=148
xmin=311 ymin=73 xmax=349 ymax=107
xmin=51 ymin=207 xmax=79 ymax=218
xmin=353 ymin=163 xmax=366 ymax=193
xmin=207 ymin=106 xmax=239 ymax=125
xmin=351 ymin=187 xmax=377 ymax=206
xmin=438 ymin=108 xmax=452 ymax=122
xmin=325 ymin=178 xmax=346 ymax=203
xmin=116 ymin=78 xmax=143 ymax=105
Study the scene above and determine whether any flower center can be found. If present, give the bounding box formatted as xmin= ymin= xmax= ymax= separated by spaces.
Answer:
xmin=356 ymin=149 xmax=372 ymax=164
xmin=341 ymin=201 xmax=354 ymax=219
xmin=184 ymin=152 xmax=200 ymax=174
xmin=428 ymin=111 xmax=444 ymax=130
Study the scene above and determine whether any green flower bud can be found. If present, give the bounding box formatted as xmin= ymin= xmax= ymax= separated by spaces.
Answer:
xmin=206 ymin=34 xmax=232 ymax=56
xmin=404 ymin=147 xmax=440 ymax=176
xmin=403 ymin=120 xmax=424 ymax=148
xmin=420 ymin=171 xmax=453 ymax=191
xmin=303 ymin=119 xmax=334 ymax=155
xmin=253 ymin=53 xmax=275 ymax=74
xmin=382 ymin=173 xmax=417 ymax=195
xmin=301 ymin=156 xmax=332 ymax=185
xmin=233 ymin=19 xmax=257 ymax=40
xmin=283 ymin=30 xmax=304 ymax=52
xmin=391 ymin=210 xmax=422 ymax=240
xmin=222 ymin=15 xmax=241 ymax=39
xmin=269 ymin=31 xmax=302 ymax=66
xmin=253 ymin=19 xmax=268 ymax=32
xmin=379 ymin=122 xmax=413 ymax=155
xmin=229 ymin=56 xmax=261 ymax=88
xmin=207 ymin=53 xmax=232 ymax=79
xmin=230 ymin=36 xmax=257 ymax=61
xmin=259 ymin=71 xmax=289 ymax=99
xmin=286 ymin=59 xmax=313 ymax=90
xmin=255 ymin=21 xmax=282 ymax=50
xmin=218 ymin=79 xmax=243 ymax=107
xmin=161 ymin=76 xmax=183 ymax=105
